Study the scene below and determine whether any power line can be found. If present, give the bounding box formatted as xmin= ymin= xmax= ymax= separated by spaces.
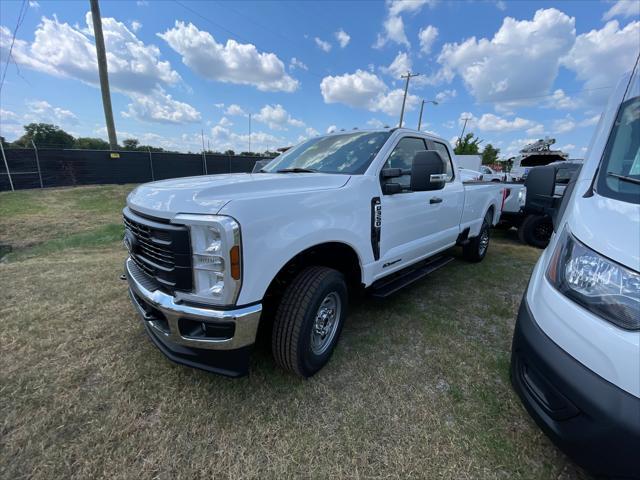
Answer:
xmin=399 ymin=71 xmax=420 ymax=128
xmin=0 ymin=0 xmax=28 ymax=93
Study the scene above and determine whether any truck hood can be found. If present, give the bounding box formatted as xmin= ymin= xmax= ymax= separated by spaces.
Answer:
xmin=127 ymin=172 xmax=351 ymax=218
xmin=568 ymin=190 xmax=640 ymax=271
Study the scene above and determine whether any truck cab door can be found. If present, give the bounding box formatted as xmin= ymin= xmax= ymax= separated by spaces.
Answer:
xmin=375 ymin=136 xmax=458 ymax=280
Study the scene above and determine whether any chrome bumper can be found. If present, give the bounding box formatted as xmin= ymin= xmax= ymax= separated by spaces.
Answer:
xmin=125 ymin=258 xmax=261 ymax=350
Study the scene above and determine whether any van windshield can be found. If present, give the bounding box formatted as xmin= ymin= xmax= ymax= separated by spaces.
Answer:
xmin=262 ymin=131 xmax=391 ymax=174
xmin=596 ymin=93 xmax=640 ymax=204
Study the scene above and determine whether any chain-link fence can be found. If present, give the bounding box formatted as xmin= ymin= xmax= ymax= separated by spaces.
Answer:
xmin=0 ymin=145 xmax=272 ymax=191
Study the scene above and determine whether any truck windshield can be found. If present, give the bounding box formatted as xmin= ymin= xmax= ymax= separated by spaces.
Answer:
xmin=262 ymin=131 xmax=391 ymax=174
xmin=596 ymin=72 xmax=640 ymax=204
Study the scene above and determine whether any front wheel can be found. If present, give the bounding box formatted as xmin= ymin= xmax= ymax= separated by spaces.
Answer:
xmin=518 ymin=214 xmax=553 ymax=249
xmin=462 ymin=212 xmax=492 ymax=262
xmin=272 ymin=266 xmax=347 ymax=378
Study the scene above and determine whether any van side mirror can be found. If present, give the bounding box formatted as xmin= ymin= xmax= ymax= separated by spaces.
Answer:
xmin=411 ymin=151 xmax=446 ymax=192
xmin=524 ymin=165 xmax=557 ymax=214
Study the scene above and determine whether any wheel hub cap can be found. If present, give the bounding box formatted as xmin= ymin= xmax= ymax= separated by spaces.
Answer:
xmin=311 ymin=292 xmax=341 ymax=355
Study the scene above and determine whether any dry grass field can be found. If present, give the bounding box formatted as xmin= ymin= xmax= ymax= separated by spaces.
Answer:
xmin=0 ymin=185 xmax=588 ymax=479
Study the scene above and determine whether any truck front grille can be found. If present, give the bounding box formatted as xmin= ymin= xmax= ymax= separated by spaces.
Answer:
xmin=123 ymin=207 xmax=192 ymax=293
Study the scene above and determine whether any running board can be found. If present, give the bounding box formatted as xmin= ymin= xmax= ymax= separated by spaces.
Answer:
xmin=370 ymin=255 xmax=454 ymax=299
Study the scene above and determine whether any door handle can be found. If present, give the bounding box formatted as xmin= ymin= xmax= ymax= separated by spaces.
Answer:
xmin=429 ymin=197 xmax=443 ymax=204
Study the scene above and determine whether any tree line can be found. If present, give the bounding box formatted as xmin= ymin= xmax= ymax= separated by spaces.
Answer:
xmin=1 ymin=123 xmax=277 ymax=157
xmin=453 ymin=132 xmax=501 ymax=166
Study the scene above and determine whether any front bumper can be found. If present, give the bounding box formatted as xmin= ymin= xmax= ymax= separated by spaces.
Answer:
xmin=511 ymin=297 xmax=640 ymax=479
xmin=125 ymin=257 xmax=261 ymax=377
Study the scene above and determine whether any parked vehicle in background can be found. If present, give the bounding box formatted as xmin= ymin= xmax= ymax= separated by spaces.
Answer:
xmin=509 ymin=137 xmax=569 ymax=182
xmin=479 ymin=165 xmax=506 ymax=182
xmin=499 ymin=160 xmax=582 ymax=248
xmin=458 ymin=167 xmax=483 ymax=182
xmin=510 ymin=67 xmax=640 ymax=479
xmin=455 ymin=154 xmax=482 ymax=172
xmin=123 ymin=128 xmax=505 ymax=378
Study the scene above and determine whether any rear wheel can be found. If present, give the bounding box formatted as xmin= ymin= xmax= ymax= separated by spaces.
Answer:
xmin=518 ymin=214 xmax=552 ymax=249
xmin=272 ymin=266 xmax=347 ymax=378
xmin=462 ymin=211 xmax=492 ymax=262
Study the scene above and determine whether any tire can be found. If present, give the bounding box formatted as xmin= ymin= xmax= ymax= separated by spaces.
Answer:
xmin=518 ymin=214 xmax=553 ymax=249
xmin=463 ymin=211 xmax=492 ymax=262
xmin=272 ymin=266 xmax=347 ymax=378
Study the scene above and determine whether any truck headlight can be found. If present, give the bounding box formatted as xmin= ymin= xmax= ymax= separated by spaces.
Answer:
xmin=546 ymin=228 xmax=640 ymax=330
xmin=172 ymin=214 xmax=242 ymax=305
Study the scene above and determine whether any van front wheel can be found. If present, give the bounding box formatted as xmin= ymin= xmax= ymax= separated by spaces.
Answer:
xmin=272 ymin=266 xmax=347 ymax=378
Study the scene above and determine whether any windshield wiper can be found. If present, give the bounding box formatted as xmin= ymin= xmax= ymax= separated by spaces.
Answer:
xmin=276 ymin=167 xmax=317 ymax=173
xmin=607 ymin=172 xmax=640 ymax=185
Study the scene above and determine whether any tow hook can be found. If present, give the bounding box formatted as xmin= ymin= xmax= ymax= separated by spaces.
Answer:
xmin=119 ymin=273 xmax=127 ymax=281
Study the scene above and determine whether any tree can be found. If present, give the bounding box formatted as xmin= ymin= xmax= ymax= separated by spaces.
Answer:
xmin=74 ymin=137 xmax=110 ymax=150
xmin=224 ymin=149 xmax=235 ymax=156
xmin=454 ymin=132 xmax=482 ymax=155
xmin=482 ymin=144 xmax=500 ymax=165
xmin=15 ymin=123 xmax=75 ymax=148
xmin=122 ymin=138 xmax=140 ymax=150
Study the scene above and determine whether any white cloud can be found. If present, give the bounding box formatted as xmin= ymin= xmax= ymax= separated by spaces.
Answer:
xmin=289 ymin=57 xmax=308 ymax=71
xmin=388 ymin=0 xmax=436 ymax=16
xmin=314 ymin=37 xmax=332 ymax=52
xmin=28 ymin=1 xmax=39 ymax=8
xmin=305 ymin=127 xmax=320 ymax=137
xmin=0 ymin=14 xmax=202 ymax=125
xmin=254 ymin=104 xmax=305 ymax=130
xmin=130 ymin=20 xmax=142 ymax=32
xmin=327 ymin=125 xmax=337 ymax=133
xmin=213 ymin=103 xmax=225 ymax=109
xmin=1 ymin=109 xmax=20 ymax=123
xmin=217 ymin=116 xmax=233 ymax=127
xmin=435 ymin=89 xmax=456 ymax=103
xmin=367 ymin=118 xmax=386 ymax=128
xmin=225 ymin=104 xmax=246 ymax=116
xmin=418 ymin=25 xmax=438 ymax=54
xmin=0 ymin=14 xmax=181 ymax=93
xmin=460 ymin=112 xmax=541 ymax=133
xmin=335 ymin=29 xmax=351 ymax=48
xmin=545 ymin=89 xmax=579 ymax=109
xmin=122 ymin=88 xmax=201 ymax=124
xmin=551 ymin=116 xmax=576 ymax=134
xmin=320 ymin=69 xmax=419 ymax=116
xmin=437 ymin=9 xmax=576 ymax=103
xmin=559 ymin=143 xmax=576 ymax=153
xmin=381 ymin=51 xmax=412 ymax=78
xmin=23 ymin=100 xmax=79 ymax=125
xmin=495 ymin=1 xmax=506 ymax=11
xmin=561 ymin=20 xmax=640 ymax=103
xmin=209 ymin=125 xmax=285 ymax=152
xmin=442 ymin=120 xmax=455 ymax=129
xmin=579 ymin=114 xmax=600 ymax=127
xmin=526 ymin=124 xmax=545 ymax=136
xmin=602 ymin=1 xmax=640 ymax=21
xmin=375 ymin=1 xmax=436 ymax=49
xmin=159 ymin=21 xmax=298 ymax=92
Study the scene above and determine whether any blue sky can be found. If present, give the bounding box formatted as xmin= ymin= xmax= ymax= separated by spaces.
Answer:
xmin=1 ymin=0 xmax=638 ymax=157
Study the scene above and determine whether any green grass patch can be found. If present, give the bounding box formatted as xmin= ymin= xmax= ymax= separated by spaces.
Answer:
xmin=6 ymin=223 xmax=124 ymax=261
xmin=0 ymin=190 xmax=42 ymax=217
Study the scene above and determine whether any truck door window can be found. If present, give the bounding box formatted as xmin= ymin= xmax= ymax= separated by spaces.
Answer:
xmin=383 ymin=137 xmax=428 ymax=190
xmin=429 ymin=141 xmax=455 ymax=181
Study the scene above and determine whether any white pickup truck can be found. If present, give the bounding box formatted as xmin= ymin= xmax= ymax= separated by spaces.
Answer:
xmin=123 ymin=128 xmax=505 ymax=377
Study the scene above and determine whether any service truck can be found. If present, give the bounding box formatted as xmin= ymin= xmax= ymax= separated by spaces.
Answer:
xmin=510 ymin=68 xmax=640 ymax=478
xmin=123 ymin=128 xmax=505 ymax=377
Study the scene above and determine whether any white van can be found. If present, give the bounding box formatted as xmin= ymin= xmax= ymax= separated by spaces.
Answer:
xmin=510 ymin=66 xmax=639 ymax=479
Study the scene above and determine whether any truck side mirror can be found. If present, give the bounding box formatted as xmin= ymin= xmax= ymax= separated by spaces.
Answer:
xmin=411 ymin=151 xmax=445 ymax=192
xmin=524 ymin=165 xmax=557 ymax=214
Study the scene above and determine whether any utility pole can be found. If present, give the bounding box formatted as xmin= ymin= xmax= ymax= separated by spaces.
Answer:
xmin=417 ymin=99 xmax=438 ymax=131
xmin=399 ymin=71 xmax=420 ymax=128
xmin=248 ymin=113 xmax=252 ymax=153
xmin=90 ymin=0 xmax=117 ymax=149
xmin=459 ymin=116 xmax=471 ymax=141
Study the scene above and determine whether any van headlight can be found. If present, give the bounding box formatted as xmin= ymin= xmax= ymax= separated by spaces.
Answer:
xmin=546 ymin=228 xmax=640 ymax=330
xmin=172 ymin=213 xmax=241 ymax=305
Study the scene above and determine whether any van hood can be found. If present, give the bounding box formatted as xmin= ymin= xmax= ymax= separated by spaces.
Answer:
xmin=568 ymin=191 xmax=640 ymax=271
xmin=127 ymin=172 xmax=350 ymax=219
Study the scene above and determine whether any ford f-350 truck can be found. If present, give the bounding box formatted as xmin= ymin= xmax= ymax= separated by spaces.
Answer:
xmin=123 ymin=128 xmax=506 ymax=377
